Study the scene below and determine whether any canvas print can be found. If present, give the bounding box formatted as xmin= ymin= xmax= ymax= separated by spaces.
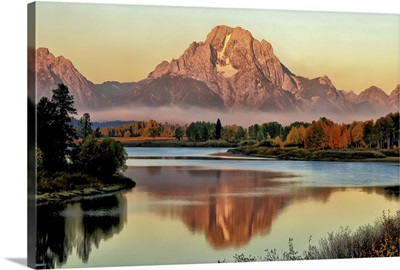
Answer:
xmin=27 ymin=1 xmax=400 ymax=269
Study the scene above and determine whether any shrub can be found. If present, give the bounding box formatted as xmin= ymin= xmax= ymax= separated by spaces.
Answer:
xmin=378 ymin=149 xmax=399 ymax=157
xmin=73 ymin=136 xmax=127 ymax=179
xmin=222 ymin=210 xmax=400 ymax=262
xmin=37 ymin=171 xmax=101 ymax=192
xmin=196 ymin=139 xmax=232 ymax=147
xmin=238 ymin=140 xmax=258 ymax=146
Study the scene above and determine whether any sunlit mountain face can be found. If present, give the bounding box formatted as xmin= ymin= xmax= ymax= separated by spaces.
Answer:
xmin=33 ymin=25 xmax=399 ymax=121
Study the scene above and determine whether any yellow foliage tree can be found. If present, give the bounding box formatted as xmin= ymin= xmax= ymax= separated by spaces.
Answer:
xmin=273 ymin=136 xmax=284 ymax=149
xmin=350 ymin=121 xmax=365 ymax=148
xmin=144 ymin=119 xmax=161 ymax=139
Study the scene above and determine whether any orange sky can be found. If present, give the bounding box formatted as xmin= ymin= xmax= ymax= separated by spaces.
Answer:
xmin=35 ymin=1 xmax=399 ymax=94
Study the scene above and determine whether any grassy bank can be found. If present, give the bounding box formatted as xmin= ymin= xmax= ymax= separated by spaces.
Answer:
xmin=114 ymin=137 xmax=236 ymax=147
xmin=220 ymin=210 xmax=400 ymax=262
xmin=37 ymin=172 xmax=136 ymax=205
xmin=228 ymin=146 xmax=399 ymax=162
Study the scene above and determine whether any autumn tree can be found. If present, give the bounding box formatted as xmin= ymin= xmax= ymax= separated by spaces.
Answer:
xmin=162 ymin=122 xmax=173 ymax=137
xmin=304 ymin=119 xmax=330 ymax=149
xmin=297 ymin=125 xmax=307 ymax=147
xmin=328 ymin=124 xmax=341 ymax=149
xmin=349 ymin=121 xmax=365 ymax=148
xmin=144 ymin=119 xmax=161 ymax=139
xmin=220 ymin=124 xmax=245 ymax=142
xmin=285 ymin=126 xmax=299 ymax=145
xmin=273 ymin=136 xmax=284 ymax=149
xmin=339 ymin=123 xmax=350 ymax=148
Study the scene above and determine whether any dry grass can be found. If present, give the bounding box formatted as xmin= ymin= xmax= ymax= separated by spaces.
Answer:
xmin=222 ymin=210 xmax=399 ymax=263
xmin=114 ymin=136 xmax=180 ymax=143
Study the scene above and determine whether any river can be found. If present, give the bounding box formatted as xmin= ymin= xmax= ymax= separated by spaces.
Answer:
xmin=37 ymin=147 xmax=400 ymax=268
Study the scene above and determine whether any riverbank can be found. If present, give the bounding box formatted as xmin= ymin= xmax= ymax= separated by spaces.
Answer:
xmin=115 ymin=137 xmax=236 ymax=147
xmin=37 ymin=182 xmax=135 ymax=205
xmin=228 ymin=146 xmax=400 ymax=162
xmin=37 ymin=174 xmax=136 ymax=205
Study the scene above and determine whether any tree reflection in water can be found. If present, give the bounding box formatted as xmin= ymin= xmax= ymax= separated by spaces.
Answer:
xmin=36 ymin=194 xmax=127 ymax=268
xmin=131 ymin=166 xmax=399 ymax=250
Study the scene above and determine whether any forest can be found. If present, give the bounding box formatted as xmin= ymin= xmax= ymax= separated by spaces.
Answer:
xmin=98 ymin=113 xmax=399 ymax=150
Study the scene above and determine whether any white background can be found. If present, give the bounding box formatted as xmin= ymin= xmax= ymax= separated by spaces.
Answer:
xmin=0 ymin=0 xmax=399 ymax=270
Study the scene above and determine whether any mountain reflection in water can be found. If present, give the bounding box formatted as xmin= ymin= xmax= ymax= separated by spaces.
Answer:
xmin=125 ymin=166 xmax=398 ymax=249
xmin=36 ymin=194 xmax=127 ymax=268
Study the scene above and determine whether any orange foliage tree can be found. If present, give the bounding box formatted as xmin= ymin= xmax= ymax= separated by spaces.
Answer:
xmin=328 ymin=123 xmax=349 ymax=149
xmin=328 ymin=124 xmax=341 ymax=149
xmin=273 ymin=136 xmax=284 ymax=149
xmin=350 ymin=121 xmax=365 ymax=148
xmin=304 ymin=119 xmax=331 ymax=149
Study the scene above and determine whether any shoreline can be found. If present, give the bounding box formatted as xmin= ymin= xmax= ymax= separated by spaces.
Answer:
xmin=37 ymin=182 xmax=135 ymax=205
xmin=227 ymin=147 xmax=400 ymax=163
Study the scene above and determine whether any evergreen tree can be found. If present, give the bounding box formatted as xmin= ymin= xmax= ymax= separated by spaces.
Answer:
xmin=78 ymin=113 xmax=93 ymax=139
xmin=216 ymin=119 xmax=222 ymax=140
xmin=37 ymin=84 xmax=77 ymax=172
xmin=174 ymin=126 xmax=184 ymax=141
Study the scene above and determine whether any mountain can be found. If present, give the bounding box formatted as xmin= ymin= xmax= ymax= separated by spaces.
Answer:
xmin=356 ymin=86 xmax=389 ymax=106
xmin=35 ymin=47 xmax=105 ymax=110
xmin=122 ymin=25 xmax=353 ymax=113
xmin=141 ymin=26 xmax=300 ymax=111
xmin=389 ymin=85 xmax=400 ymax=109
xmin=338 ymin=89 xmax=358 ymax=102
xmin=34 ymin=25 xmax=398 ymax=115
xmin=346 ymin=86 xmax=390 ymax=113
xmin=293 ymin=75 xmax=351 ymax=113
xmin=116 ymin=75 xmax=225 ymax=109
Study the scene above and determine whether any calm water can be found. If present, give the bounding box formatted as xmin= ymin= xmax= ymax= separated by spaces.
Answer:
xmin=37 ymin=147 xmax=400 ymax=268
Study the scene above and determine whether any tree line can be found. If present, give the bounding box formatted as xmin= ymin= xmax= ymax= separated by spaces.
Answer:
xmin=99 ymin=120 xmax=187 ymax=139
xmin=99 ymin=113 xmax=399 ymax=150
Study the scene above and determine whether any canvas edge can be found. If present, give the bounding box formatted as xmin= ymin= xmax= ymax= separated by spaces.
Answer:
xmin=27 ymin=2 xmax=37 ymax=269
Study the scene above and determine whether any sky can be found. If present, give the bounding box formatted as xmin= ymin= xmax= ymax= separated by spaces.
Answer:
xmin=34 ymin=1 xmax=399 ymax=94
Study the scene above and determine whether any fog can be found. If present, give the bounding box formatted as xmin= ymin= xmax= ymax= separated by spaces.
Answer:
xmin=80 ymin=105 xmax=395 ymax=128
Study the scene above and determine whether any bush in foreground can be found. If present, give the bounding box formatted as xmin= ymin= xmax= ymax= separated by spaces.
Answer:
xmin=220 ymin=210 xmax=399 ymax=263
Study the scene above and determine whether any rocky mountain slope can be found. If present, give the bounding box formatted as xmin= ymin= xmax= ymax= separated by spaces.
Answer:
xmin=35 ymin=47 xmax=104 ymax=110
xmin=34 ymin=25 xmax=399 ymax=114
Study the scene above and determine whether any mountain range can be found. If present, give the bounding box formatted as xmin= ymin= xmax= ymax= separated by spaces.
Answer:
xmin=33 ymin=25 xmax=399 ymax=115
